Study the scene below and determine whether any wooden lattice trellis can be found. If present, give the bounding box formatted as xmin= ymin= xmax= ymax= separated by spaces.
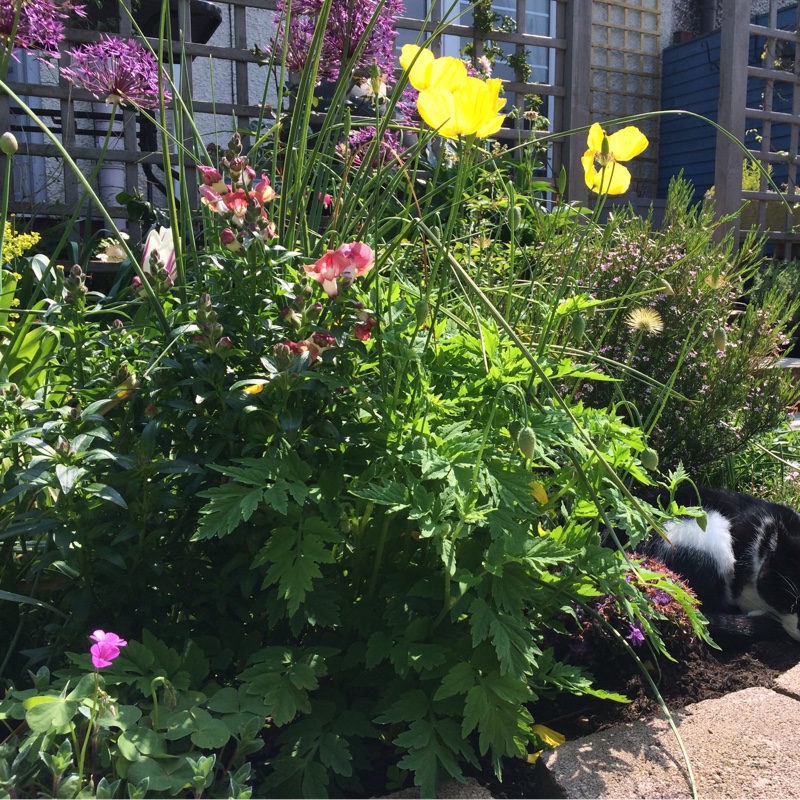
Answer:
xmin=715 ymin=0 xmax=800 ymax=256
xmin=590 ymin=0 xmax=660 ymax=197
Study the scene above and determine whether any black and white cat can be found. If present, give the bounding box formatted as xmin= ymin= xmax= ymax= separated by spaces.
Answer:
xmin=640 ymin=487 xmax=800 ymax=641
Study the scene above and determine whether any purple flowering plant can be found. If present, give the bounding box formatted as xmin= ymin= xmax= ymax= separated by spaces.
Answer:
xmin=267 ymin=0 xmax=404 ymax=83
xmin=0 ymin=0 xmax=84 ymax=63
xmin=61 ymin=34 xmax=170 ymax=109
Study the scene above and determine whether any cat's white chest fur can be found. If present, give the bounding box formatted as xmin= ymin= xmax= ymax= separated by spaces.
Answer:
xmin=657 ymin=510 xmax=736 ymax=575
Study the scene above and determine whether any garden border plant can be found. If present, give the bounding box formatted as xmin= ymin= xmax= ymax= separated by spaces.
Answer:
xmin=1 ymin=1 xmax=798 ymax=798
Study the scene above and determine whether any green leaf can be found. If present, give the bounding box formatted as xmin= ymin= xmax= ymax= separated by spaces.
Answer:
xmin=257 ymin=519 xmax=339 ymax=615
xmin=117 ymin=728 xmax=166 ymax=762
xmin=468 ymin=597 xmax=537 ymax=677
xmin=24 ymin=696 xmax=77 ymax=734
xmin=318 ymin=732 xmax=353 ymax=777
xmin=349 ymin=481 xmax=409 ymax=511
xmin=55 ymin=464 xmax=86 ymax=495
xmin=433 ymin=663 xmax=476 ymax=701
xmin=193 ymin=485 xmax=264 ymax=540
xmin=126 ymin=755 xmax=194 ymax=794
xmin=394 ymin=717 xmax=471 ymax=798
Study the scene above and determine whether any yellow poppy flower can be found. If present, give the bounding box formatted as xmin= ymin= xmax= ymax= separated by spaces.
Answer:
xmin=399 ymin=44 xmax=467 ymax=92
xmin=417 ymin=77 xmax=505 ymax=140
xmin=582 ymin=122 xmax=648 ymax=195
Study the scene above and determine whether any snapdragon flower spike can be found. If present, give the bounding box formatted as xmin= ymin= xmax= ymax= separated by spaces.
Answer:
xmin=0 ymin=0 xmax=85 ymax=59
xmin=141 ymin=226 xmax=176 ymax=280
xmin=61 ymin=35 xmax=170 ymax=109
xmin=304 ymin=242 xmax=375 ymax=298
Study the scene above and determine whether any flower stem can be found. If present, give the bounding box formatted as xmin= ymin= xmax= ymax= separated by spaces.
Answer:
xmin=0 ymin=144 xmax=13 ymax=297
xmin=76 ymin=671 xmax=101 ymax=792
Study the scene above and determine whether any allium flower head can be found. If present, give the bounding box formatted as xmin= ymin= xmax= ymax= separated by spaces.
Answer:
xmin=0 ymin=0 xmax=84 ymax=58
xmin=269 ymin=0 xmax=403 ymax=83
xmin=62 ymin=35 xmax=170 ymax=109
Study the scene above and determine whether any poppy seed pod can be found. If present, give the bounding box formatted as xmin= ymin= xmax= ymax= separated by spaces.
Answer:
xmin=0 ymin=132 xmax=18 ymax=155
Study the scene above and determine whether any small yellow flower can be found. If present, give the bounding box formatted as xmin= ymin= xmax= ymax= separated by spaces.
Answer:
xmin=241 ymin=384 xmax=264 ymax=395
xmin=581 ymin=123 xmax=648 ymax=195
xmin=527 ymin=724 xmax=566 ymax=762
xmin=625 ymin=307 xmax=664 ymax=334
xmin=2 ymin=222 xmax=40 ymax=264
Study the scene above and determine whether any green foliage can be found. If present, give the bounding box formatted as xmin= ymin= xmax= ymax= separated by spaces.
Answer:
xmin=0 ymin=4 xmax=759 ymax=798
xmin=566 ymin=178 xmax=798 ymax=473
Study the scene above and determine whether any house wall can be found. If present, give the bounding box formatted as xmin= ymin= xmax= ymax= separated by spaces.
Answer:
xmin=658 ymin=3 xmax=799 ymax=200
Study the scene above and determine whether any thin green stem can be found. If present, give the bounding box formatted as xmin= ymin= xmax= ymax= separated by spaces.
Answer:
xmin=0 ymin=146 xmax=12 ymax=295
xmin=76 ymin=671 xmax=101 ymax=791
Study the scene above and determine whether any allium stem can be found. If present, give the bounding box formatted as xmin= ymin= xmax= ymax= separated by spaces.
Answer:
xmin=45 ymin=104 xmax=119 ymax=274
xmin=0 ymin=138 xmax=12 ymax=297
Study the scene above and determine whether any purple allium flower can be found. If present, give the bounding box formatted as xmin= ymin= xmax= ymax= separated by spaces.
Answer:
xmin=270 ymin=0 xmax=404 ymax=83
xmin=0 ymin=0 xmax=84 ymax=58
xmin=337 ymin=125 xmax=404 ymax=168
xmin=625 ymin=623 xmax=645 ymax=646
xmin=61 ymin=35 xmax=170 ymax=109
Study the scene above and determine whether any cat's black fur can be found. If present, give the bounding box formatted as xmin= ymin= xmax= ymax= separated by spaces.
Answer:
xmin=639 ymin=486 xmax=800 ymax=642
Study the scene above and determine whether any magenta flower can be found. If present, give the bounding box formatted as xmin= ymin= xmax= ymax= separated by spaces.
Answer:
xmin=61 ymin=35 xmax=170 ymax=109
xmin=89 ymin=629 xmax=127 ymax=669
xmin=0 ymin=0 xmax=85 ymax=59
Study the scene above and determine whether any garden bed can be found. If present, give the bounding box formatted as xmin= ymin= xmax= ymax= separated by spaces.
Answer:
xmin=477 ymin=636 xmax=800 ymax=799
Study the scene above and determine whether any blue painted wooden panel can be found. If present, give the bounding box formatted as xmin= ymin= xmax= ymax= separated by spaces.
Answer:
xmin=658 ymin=4 xmax=800 ymax=201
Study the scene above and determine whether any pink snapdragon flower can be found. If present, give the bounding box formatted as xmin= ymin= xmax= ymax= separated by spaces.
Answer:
xmin=304 ymin=242 xmax=374 ymax=297
xmin=89 ymin=629 xmax=127 ymax=669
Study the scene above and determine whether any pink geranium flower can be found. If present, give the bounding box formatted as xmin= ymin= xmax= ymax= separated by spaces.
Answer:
xmin=89 ymin=629 xmax=127 ymax=669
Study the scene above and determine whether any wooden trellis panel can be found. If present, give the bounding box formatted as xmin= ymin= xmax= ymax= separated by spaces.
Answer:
xmin=716 ymin=0 xmax=800 ymax=256
xmin=590 ymin=0 xmax=660 ymax=197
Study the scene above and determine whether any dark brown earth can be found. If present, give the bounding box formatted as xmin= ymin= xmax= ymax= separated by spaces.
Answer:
xmin=476 ymin=636 xmax=800 ymax=799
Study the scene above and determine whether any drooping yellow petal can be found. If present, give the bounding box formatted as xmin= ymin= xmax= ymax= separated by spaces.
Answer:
xmin=532 ymin=724 xmax=566 ymax=748
xmin=529 ymin=481 xmax=548 ymax=505
xmin=607 ymin=126 xmax=649 ymax=161
xmin=427 ymin=56 xmax=468 ymax=92
xmin=527 ymin=751 xmax=543 ymax=764
xmin=417 ymin=87 xmax=458 ymax=138
xmin=399 ymin=45 xmax=435 ymax=90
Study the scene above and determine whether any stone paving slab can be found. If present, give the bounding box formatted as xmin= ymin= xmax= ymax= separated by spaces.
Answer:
xmin=537 ymin=686 xmax=800 ymax=798
xmin=774 ymin=662 xmax=800 ymax=701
